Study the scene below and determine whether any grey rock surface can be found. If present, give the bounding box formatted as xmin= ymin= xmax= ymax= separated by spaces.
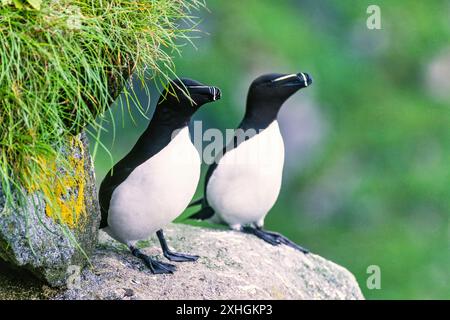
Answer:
xmin=53 ymin=224 xmax=364 ymax=300
xmin=0 ymin=132 xmax=100 ymax=286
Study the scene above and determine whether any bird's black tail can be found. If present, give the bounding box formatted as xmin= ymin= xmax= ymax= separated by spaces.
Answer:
xmin=187 ymin=198 xmax=203 ymax=208
xmin=187 ymin=206 xmax=215 ymax=220
xmin=185 ymin=197 xmax=215 ymax=220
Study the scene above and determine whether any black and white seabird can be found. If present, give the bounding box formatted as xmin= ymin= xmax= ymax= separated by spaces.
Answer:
xmin=99 ymin=78 xmax=221 ymax=274
xmin=187 ymin=72 xmax=312 ymax=253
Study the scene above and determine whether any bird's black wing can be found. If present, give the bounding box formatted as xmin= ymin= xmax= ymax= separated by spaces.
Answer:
xmin=185 ymin=161 xmax=218 ymax=220
xmin=98 ymin=159 xmax=135 ymax=229
xmin=98 ymin=125 xmax=175 ymax=228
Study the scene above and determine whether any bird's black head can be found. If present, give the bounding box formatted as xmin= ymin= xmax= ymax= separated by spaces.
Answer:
xmin=245 ymin=72 xmax=312 ymax=126
xmin=160 ymin=78 xmax=221 ymax=112
xmin=153 ymin=78 xmax=221 ymax=127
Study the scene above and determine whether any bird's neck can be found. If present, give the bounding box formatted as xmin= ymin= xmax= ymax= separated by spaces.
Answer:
xmin=135 ymin=104 xmax=191 ymax=149
xmin=150 ymin=114 xmax=190 ymax=131
xmin=144 ymin=117 xmax=189 ymax=144
xmin=151 ymin=102 xmax=191 ymax=131
xmin=242 ymin=100 xmax=281 ymax=130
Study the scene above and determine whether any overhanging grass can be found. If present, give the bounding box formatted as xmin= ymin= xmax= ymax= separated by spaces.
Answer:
xmin=0 ymin=1 xmax=204 ymax=225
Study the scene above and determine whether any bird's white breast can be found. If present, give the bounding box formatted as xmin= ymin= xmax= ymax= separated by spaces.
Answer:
xmin=107 ymin=127 xmax=200 ymax=243
xmin=206 ymin=120 xmax=284 ymax=226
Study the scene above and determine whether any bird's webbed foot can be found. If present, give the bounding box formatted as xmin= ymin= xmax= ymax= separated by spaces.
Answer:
xmin=130 ymin=246 xmax=176 ymax=274
xmin=163 ymin=251 xmax=200 ymax=262
xmin=242 ymin=226 xmax=309 ymax=254
xmin=157 ymin=229 xmax=199 ymax=262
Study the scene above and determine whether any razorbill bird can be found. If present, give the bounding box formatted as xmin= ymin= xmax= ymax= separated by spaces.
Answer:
xmin=99 ymin=78 xmax=221 ymax=274
xmin=187 ymin=72 xmax=312 ymax=253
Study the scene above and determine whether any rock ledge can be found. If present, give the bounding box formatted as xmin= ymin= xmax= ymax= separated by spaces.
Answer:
xmin=55 ymin=224 xmax=364 ymax=300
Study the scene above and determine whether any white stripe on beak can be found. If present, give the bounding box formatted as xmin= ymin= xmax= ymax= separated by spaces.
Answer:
xmin=272 ymin=73 xmax=298 ymax=82
xmin=300 ymin=72 xmax=308 ymax=87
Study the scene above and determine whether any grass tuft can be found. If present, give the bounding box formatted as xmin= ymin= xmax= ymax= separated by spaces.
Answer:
xmin=0 ymin=1 xmax=204 ymax=225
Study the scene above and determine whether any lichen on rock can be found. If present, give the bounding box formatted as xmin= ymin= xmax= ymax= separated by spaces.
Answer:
xmin=0 ymin=132 xmax=100 ymax=286
xmin=34 ymin=136 xmax=88 ymax=228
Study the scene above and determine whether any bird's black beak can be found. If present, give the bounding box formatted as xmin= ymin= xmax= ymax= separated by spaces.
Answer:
xmin=270 ymin=72 xmax=313 ymax=88
xmin=208 ymin=86 xmax=222 ymax=101
xmin=296 ymin=72 xmax=313 ymax=87
xmin=187 ymin=86 xmax=222 ymax=102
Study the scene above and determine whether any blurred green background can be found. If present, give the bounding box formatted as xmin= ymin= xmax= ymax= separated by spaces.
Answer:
xmin=91 ymin=0 xmax=450 ymax=299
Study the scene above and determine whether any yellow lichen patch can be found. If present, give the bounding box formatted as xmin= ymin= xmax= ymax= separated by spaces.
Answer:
xmin=28 ymin=136 xmax=87 ymax=229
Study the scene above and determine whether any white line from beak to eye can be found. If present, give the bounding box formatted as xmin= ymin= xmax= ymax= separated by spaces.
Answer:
xmin=212 ymin=87 xmax=216 ymax=101
xmin=187 ymin=85 xmax=209 ymax=89
xmin=300 ymin=72 xmax=308 ymax=87
xmin=272 ymin=73 xmax=298 ymax=82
